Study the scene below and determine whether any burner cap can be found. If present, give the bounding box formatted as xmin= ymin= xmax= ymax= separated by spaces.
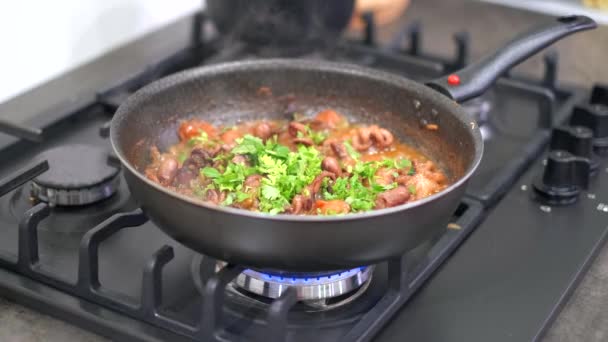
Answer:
xmin=31 ymin=144 xmax=120 ymax=206
xmin=234 ymin=267 xmax=373 ymax=301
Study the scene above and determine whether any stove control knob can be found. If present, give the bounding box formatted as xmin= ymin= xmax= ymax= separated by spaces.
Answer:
xmin=550 ymin=125 xmax=598 ymax=173
xmin=533 ymin=150 xmax=590 ymax=205
xmin=570 ymin=104 xmax=608 ymax=155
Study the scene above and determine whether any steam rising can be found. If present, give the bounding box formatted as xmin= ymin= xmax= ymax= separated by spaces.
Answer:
xmin=207 ymin=0 xmax=354 ymax=58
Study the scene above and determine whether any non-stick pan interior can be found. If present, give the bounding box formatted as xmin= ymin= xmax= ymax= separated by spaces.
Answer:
xmin=113 ymin=59 xmax=478 ymax=183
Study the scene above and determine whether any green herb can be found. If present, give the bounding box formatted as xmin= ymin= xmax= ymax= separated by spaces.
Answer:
xmin=198 ymin=132 xmax=414 ymax=214
xmin=218 ymin=163 xmax=256 ymax=192
xmin=321 ymin=160 xmax=402 ymax=212
xmin=201 ymin=134 xmax=323 ymax=214
xmin=394 ymin=158 xmax=415 ymax=175
xmin=310 ymin=130 xmax=328 ymax=144
xmin=212 ymin=152 xmax=231 ymax=163
xmin=266 ymin=146 xmax=290 ymax=159
xmin=380 ymin=159 xmax=394 ymax=168
xmin=188 ymin=131 xmax=209 ymax=146
xmin=343 ymin=140 xmax=360 ymax=159
xmin=232 ymin=135 xmax=264 ymax=155
xmin=303 ymin=125 xmax=328 ymax=145
xmin=260 ymin=184 xmax=279 ymax=200
xmin=236 ymin=191 xmax=251 ymax=202
xmin=177 ymin=151 xmax=188 ymax=163
xmin=395 ymin=158 xmax=412 ymax=169
xmin=325 ymin=209 xmax=339 ymax=215
xmin=257 ymin=144 xmax=322 ymax=213
xmin=201 ymin=167 xmax=221 ymax=179
xmin=222 ymin=193 xmax=235 ymax=206
xmin=220 ymin=126 xmax=235 ymax=134
xmin=408 ymin=184 xmax=416 ymax=194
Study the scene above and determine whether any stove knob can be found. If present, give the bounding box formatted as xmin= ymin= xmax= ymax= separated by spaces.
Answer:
xmin=590 ymin=84 xmax=608 ymax=107
xmin=570 ymin=104 xmax=608 ymax=155
xmin=550 ymin=125 xmax=598 ymax=173
xmin=533 ymin=150 xmax=590 ymax=205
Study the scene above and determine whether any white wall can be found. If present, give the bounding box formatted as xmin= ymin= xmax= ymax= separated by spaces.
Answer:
xmin=480 ymin=0 xmax=608 ymax=25
xmin=0 ymin=0 xmax=201 ymax=103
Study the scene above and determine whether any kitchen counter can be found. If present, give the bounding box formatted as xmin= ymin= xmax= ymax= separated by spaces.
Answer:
xmin=1 ymin=0 xmax=607 ymax=341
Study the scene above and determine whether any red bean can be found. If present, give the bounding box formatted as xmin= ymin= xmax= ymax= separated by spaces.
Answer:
xmin=375 ymin=168 xmax=396 ymax=186
xmin=308 ymin=171 xmax=336 ymax=197
xmin=244 ymin=174 xmax=263 ymax=188
xmin=321 ymin=157 xmax=341 ymax=175
xmin=253 ymin=122 xmax=273 ymax=140
xmin=157 ymin=157 xmax=178 ymax=185
xmin=375 ymin=186 xmax=410 ymax=209
xmin=289 ymin=195 xmax=312 ymax=214
xmin=231 ymin=154 xmax=249 ymax=166
xmin=206 ymin=189 xmax=226 ymax=204
xmin=293 ymin=137 xmax=314 ymax=146
xmin=288 ymin=122 xmax=307 ymax=137
xmin=330 ymin=141 xmax=349 ymax=159
xmin=175 ymin=168 xmax=196 ymax=186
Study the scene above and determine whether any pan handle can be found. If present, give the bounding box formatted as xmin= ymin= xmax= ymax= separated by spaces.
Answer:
xmin=425 ymin=15 xmax=596 ymax=103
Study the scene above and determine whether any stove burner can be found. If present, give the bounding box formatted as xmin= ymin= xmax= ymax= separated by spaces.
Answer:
xmin=30 ymin=144 xmax=120 ymax=206
xmin=234 ymin=267 xmax=373 ymax=301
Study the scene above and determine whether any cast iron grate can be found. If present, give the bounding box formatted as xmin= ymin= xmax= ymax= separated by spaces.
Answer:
xmin=0 ymin=158 xmax=483 ymax=341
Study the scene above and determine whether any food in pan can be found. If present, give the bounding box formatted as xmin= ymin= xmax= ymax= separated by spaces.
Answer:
xmin=144 ymin=109 xmax=448 ymax=215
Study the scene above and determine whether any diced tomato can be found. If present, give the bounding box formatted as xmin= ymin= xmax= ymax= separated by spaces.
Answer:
xmin=178 ymin=120 xmax=217 ymax=141
xmin=220 ymin=129 xmax=243 ymax=144
xmin=313 ymin=200 xmax=350 ymax=215
xmin=314 ymin=109 xmax=345 ymax=129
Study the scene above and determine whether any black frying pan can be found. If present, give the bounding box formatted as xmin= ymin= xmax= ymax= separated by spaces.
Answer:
xmin=111 ymin=16 xmax=595 ymax=271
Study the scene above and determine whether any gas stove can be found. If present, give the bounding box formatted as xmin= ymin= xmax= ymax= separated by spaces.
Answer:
xmin=0 ymin=10 xmax=607 ymax=342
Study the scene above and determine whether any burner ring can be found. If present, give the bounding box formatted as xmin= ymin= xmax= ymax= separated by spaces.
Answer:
xmin=30 ymin=176 xmax=120 ymax=207
xmin=30 ymin=144 xmax=120 ymax=206
xmin=234 ymin=267 xmax=373 ymax=301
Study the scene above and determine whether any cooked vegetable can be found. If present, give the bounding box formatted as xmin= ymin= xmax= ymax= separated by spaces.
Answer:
xmin=144 ymin=110 xmax=448 ymax=215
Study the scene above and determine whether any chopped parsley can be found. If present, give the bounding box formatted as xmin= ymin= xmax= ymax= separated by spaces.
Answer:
xmin=394 ymin=157 xmax=415 ymax=175
xmin=177 ymin=151 xmax=189 ymax=163
xmin=197 ymin=133 xmax=416 ymax=214
xmin=188 ymin=131 xmax=220 ymax=150
xmin=322 ymin=161 xmax=398 ymax=212
xmin=236 ymin=191 xmax=251 ymax=202
xmin=200 ymin=135 xmax=322 ymax=214
xmin=304 ymin=125 xmax=328 ymax=145
xmin=408 ymin=184 xmax=417 ymax=194
xmin=343 ymin=140 xmax=360 ymax=159
xmin=396 ymin=158 xmax=412 ymax=169
xmin=188 ymin=131 xmax=208 ymax=146
xmin=201 ymin=167 xmax=221 ymax=179
xmin=310 ymin=131 xmax=328 ymax=144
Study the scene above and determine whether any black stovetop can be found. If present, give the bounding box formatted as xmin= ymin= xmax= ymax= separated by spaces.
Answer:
xmin=0 ymin=11 xmax=607 ymax=342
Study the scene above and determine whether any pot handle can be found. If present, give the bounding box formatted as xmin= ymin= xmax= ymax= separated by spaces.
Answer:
xmin=426 ymin=15 xmax=596 ymax=103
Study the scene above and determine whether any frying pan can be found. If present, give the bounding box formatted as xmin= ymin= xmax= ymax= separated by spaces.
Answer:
xmin=111 ymin=16 xmax=596 ymax=271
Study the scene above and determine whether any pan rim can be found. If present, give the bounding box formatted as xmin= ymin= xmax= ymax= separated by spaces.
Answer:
xmin=110 ymin=58 xmax=483 ymax=222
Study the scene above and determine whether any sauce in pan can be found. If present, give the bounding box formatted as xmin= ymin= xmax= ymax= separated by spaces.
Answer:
xmin=144 ymin=109 xmax=448 ymax=215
